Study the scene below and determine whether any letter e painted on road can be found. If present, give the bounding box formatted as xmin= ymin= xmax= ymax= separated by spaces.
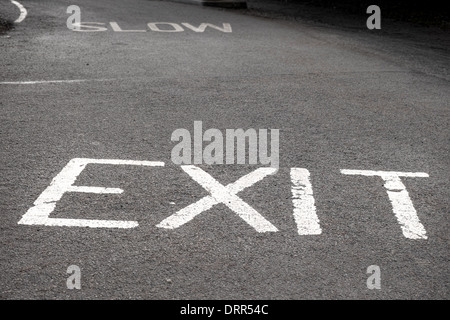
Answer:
xmin=18 ymin=158 xmax=164 ymax=228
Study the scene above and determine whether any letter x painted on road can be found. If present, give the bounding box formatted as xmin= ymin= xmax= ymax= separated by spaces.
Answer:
xmin=157 ymin=165 xmax=279 ymax=232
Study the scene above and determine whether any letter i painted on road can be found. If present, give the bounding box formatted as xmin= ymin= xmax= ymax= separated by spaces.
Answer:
xmin=290 ymin=168 xmax=322 ymax=235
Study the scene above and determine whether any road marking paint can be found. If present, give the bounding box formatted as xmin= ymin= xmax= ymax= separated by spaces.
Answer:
xmin=341 ymin=169 xmax=429 ymax=239
xmin=340 ymin=170 xmax=429 ymax=178
xmin=18 ymin=158 xmax=164 ymax=228
xmin=71 ymin=22 xmax=108 ymax=32
xmin=291 ymin=168 xmax=322 ymax=235
xmin=11 ymin=0 xmax=27 ymax=23
xmin=147 ymin=22 xmax=184 ymax=32
xmin=19 ymin=161 xmax=431 ymax=238
xmin=157 ymin=165 xmax=278 ymax=232
xmin=181 ymin=23 xmax=232 ymax=33
xmin=66 ymin=22 xmax=233 ymax=33
xmin=110 ymin=22 xmax=146 ymax=32
xmin=66 ymin=186 xmax=124 ymax=194
xmin=0 ymin=79 xmax=116 ymax=85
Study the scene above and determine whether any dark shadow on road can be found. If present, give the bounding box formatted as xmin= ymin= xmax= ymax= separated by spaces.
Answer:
xmin=0 ymin=17 xmax=13 ymax=34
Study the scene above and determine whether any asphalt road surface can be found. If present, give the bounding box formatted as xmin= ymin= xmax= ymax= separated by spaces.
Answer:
xmin=0 ymin=0 xmax=448 ymax=300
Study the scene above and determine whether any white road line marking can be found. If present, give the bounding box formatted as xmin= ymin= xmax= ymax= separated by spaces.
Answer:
xmin=20 ymin=214 xmax=139 ymax=229
xmin=18 ymin=158 xmax=164 ymax=228
xmin=340 ymin=170 xmax=429 ymax=178
xmin=341 ymin=169 xmax=429 ymax=239
xmin=147 ymin=22 xmax=184 ymax=32
xmin=66 ymin=186 xmax=124 ymax=194
xmin=10 ymin=0 xmax=27 ymax=24
xmin=0 ymin=79 xmax=116 ymax=85
xmin=157 ymin=166 xmax=279 ymax=232
xmin=109 ymin=22 xmax=146 ymax=32
xmin=291 ymin=168 xmax=322 ymax=235
xmin=181 ymin=23 xmax=232 ymax=33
